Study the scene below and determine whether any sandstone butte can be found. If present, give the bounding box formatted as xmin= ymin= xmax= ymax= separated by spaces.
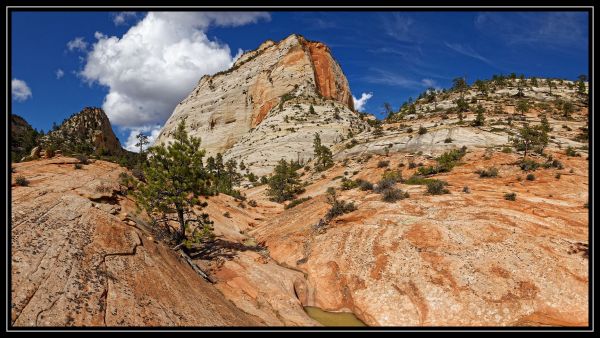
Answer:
xmin=10 ymin=34 xmax=589 ymax=327
xmin=155 ymin=34 xmax=365 ymax=176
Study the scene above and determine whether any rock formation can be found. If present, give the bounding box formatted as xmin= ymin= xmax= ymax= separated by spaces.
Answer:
xmin=156 ymin=34 xmax=365 ymax=176
xmin=11 ymin=114 xmax=40 ymax=161
xmin=43 ymin=107 xmax=123 ymax=155
xmin=11 ymin=158 xmax=261 ymax=326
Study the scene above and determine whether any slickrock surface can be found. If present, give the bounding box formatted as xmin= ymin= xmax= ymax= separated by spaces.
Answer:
xmin=156 ymin=34 xmax=364 ymax=175
xmin=248 ymin=149 xmax=589 ymax=326
xmin=11 ymin=157 xmax=260 ymax=327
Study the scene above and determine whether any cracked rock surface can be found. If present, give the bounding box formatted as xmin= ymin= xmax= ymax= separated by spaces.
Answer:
xmin=11 ymin=157 xmax=260 ymax=327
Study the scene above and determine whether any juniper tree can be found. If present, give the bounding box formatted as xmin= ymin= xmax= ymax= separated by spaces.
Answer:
xmin=516 ymin=100 xmax=529 ymax=117
xmin=472 ymin=104 xmax=485 ymax=126
xmin=135 ymin=118 xmax=213 ymax=244
xmin=266 ymin=159 xmax=304 ymax=202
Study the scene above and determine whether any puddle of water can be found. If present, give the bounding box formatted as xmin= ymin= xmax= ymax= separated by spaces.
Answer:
xmin=304 ymin=306 xmax=367 ymax=327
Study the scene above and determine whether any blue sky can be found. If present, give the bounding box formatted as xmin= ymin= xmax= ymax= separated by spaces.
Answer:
xmin=10 ymin=11 xmax=589 ymax=151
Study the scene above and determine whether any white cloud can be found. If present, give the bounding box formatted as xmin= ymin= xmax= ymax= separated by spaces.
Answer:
xmin=113 ymin=12 xmax=137 ymax=26
xmin=382 ymin=13 xmax=415 ymax=42
xmin=352 ymin=92 xmax=373 ymax=112
xmin=80 ymin=12 xmax=270 ymax=129
xmin=444 ymin=42 xmax=494 ymax=66
xmin=12 ymin=78 xmax=32 ymax=102
xmin=123 ymin=125 xmax=163 ymax=152
xmin=55 ymin=68 xmax=65 ymax=79
xmin=421 ymin=78 xmax=437 ymax=88
xmin=67 ymin=37 xmax=88 ymax=52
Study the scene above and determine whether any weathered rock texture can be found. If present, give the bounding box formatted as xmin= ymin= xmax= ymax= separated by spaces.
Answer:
xmin=11 ymin=158 xmax=261 ymax=326
xmin=43 ymin=107 xmax=123 ymax=155
xmin=156 ymin=34 xmax=363 ymax=175
xmin=11 ymin=114 xmax=40 ymax=161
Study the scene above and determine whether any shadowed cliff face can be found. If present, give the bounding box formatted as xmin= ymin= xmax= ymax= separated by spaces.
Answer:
xmin=155 ymin=34 xmax=358 ymax=170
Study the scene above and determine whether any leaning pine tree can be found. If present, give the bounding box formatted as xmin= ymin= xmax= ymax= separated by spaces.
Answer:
xmin=135 ymin=118 xmax=214 ymax=247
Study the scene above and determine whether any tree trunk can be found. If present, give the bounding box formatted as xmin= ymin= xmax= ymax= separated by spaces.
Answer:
xmin=176 ymin=204 xmax=185 ymax=242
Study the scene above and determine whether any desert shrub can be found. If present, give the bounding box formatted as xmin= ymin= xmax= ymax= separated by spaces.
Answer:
xmin=526 ymin=173 xmax=536 ymax=181
xmin=356 ymin=179 xmax=374 ymax=191
xmin=284 ymin=196 xmax=312 ymax=209
xmin=76 ymin=154 xmax=89 ymax=164
xmin=418 ymin=126 xmax=427 ymax=135
xmin=377 ymin=160 xmax=390 ymax=168
xmin=463 ymin=186 xmax=471 ymax=193
xmin=504 ymin=192 xmax=517 ymax=201
xmin=555 ymin=173 xmax=561 ymax=179
xmin=223 ymin=211 xmax=231 ymax=218
xmin=74 ymin=163 xmax=83 ymax=169
xmin=406 ymin=127 xmax=414 ymax=133
xmin=381 ymin=187 xmax=409 ymax=202
xmin=248 ymin=200 xmax=258 ymax=207
xmin=566 ymin=146 xmax=579 ymax=157
xmin=15 ymin=176 xmax=29 ymax=186
xmin=341 ymin=178 xmax=358 ymax=190
xmin=325 ymin=189 xmax=356 ymax=219
xmin=444 ymin=137 xmax=453 ymax=143
xmin=426 ymin=180 xmax=449 ymax=195
xmin=408 ymin=162 xmax=417 ymax=169
xmin=519 ymin=159 xmax=540 ymax=171
xmin=502 ymin=147 xmax=513 ymax=153
xmin=374 ymin=178 xmax=396 ymax=192
xmin=381 ymin=169 xmax=403 ymax=183
xmin=404 ymin=175 xmax=436 ymax=185
xmin=95 ymin=182 xmax=113 ymax=193
xmin=475 ymin=167 xmax=499 ymax=178
xmin=543 ymin=159 xmax=564 ymax=169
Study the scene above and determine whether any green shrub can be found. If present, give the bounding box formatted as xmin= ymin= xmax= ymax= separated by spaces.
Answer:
xmin=267 ymin=159 xmax=305 ymax=202
xmin=502 ymin=147 xmax=513 ymax=153
xmin=526 ymin=173 xmax=535 ymax=181
xmin=325 ymin=189 xmax=356 ymax=219
xmin=566 ymin=146 xmax=579 ymax=157
xmin=341 ymin=178 xmax=358 ymax=190
xmin=504 ymin=192 xmax=517 ymax=201
xmin=356 ymin=179 xmax=374 ymax=191
xmin=426 ymin=180 xmax=449 ymax=195
xmin=475 ymin=167 xmax=499 ymax=178
xmin=15 ymin=176 xmax=29 ymax=186
xmin=377 ymin=160 xmax=390 ymax=168
xmin=381 ymin=187 xmax=409 ymax=202
xmin=519 ymin=159 xmax=540 ymax=171
xmin=381 ymin=169 xmax=403 ymax=183
xmin=374 ymin=178 xmax=396 ymax=193
xmin=404 ymin=175 xmax=436 ymax=185
xmin=284 ymin=196 xmax=312 ymax=209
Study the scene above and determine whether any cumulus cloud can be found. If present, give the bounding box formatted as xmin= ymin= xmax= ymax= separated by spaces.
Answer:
xmin=113 ymin=12 xmax=137 ymax=26
xmin=353 ymin=92 xmax=373 ymax=112
xmin=80 ymin=11 xmax=270 ymax=133
xmin=55 ymin=68 xmax=65 ymax=79
xmin=67 ymin=37 xmax=88 ymax=52
xmin=12 ymin=78 xmax=32 ymax=102
xmin=123 ymin=125 xmax=163 ymax=152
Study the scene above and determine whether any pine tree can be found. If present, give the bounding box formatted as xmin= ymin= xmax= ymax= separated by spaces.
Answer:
xmin=510 ymin=124 xmax=549 ymax=159
xmin=313 ymin=133 xmax=334 ymax=171
xmin=135 ymin=118 xmax=213 ymax=244
xmin=266 ymin=159 xmax=304 ymax=202
xmin=135 ymin=132 xmax=150 ymax=154
xmin=472 ymin=104 xmax=485 ymax=126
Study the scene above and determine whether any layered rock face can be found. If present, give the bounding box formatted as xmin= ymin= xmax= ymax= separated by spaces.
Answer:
xmin=11 ymin=158 xmax=261 ymax=326
xmin=44 ymin=107 xmax=123 ymax=155
xmin=156 ymin=34 xmax=362 ymax=175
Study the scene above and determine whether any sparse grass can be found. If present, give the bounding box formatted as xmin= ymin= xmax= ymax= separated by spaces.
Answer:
xmin=284 ymin=196 xmax=312 ymax=210
xmin=504 ymin=192 xmax=517 ymax=201
xmin=404 ymin=175 xmax=437 ymax=185
xmin=381 ymin=169 xmax=403 ymax=183
xmin=426 ymin=180 xmax=450 ymax=195
xmin=15 ymin=176 xmax=29 ymax=186
xmin=475 ymin=167 xmax=499 ymax=178
xmin=502 ymin=147 xmax=513 ymax=153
